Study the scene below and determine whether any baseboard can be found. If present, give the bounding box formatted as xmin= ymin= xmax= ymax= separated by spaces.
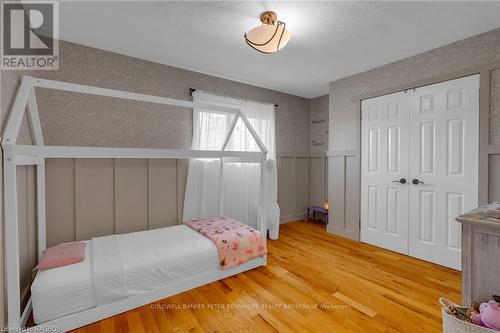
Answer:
xmin=280 ymin=212 xmax=306 ymax=224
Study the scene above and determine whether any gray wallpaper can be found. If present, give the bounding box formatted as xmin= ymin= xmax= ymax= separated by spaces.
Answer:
xmin=1 ymin=40 xmax=310 ymax=153
xmin=329 ymin=28 xmax=500 ymax=151
xmin=309 ymin=95 xmax=329 ymax=154
xmin=491 ymin=69 xmax=500 ymax=145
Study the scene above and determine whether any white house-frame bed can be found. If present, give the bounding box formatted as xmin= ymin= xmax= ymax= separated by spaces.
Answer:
xmin=2 ymin=76 xmax=268 ymax=332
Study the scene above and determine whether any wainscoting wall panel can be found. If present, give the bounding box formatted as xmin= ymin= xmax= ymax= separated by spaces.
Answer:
xmin=344 ymin=155 xmax=360 ymax=237
xmin=327 ymin=152 xmax=360 ymax=240
xmin=46 ymin=159 xmax=75 ymax=246
xmin=75 ymin=159 xmax=115 ymax=241
xmin=40 ymin=156 xmax=325 ymax=247
xmin=114 ymin=159 xmax=149 ymax=234
xmin=277 ymin=154 xmax=328 ymax=223
xmin=329 ymin=156 xmax=344 ymax=234
xmin=278 ymin=157 xmax=298 ymax=222
xmin=490 ymin=154 xmax=500 ymax=202
xmin=44 ymin=158 xmax=189 ymax=247
xmin=148 ymin=159 xmax=178 ymax=230
xmin=309 ymin=157 xmax=328 ymax=207
xmin=295 ymin=157 xmax=309 ymax=215
xmin=176 ymin=159 xmax=189 ymax=224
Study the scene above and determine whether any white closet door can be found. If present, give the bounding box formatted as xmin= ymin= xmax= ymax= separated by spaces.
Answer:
xmin=361 ymin=91 xmax=410 ymax=254
xmin=408 ymin=75 xmax=479 ymax=270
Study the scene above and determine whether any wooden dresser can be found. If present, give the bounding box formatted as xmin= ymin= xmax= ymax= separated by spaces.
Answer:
xmin=456 ymin=203 xmax=500 ymax=305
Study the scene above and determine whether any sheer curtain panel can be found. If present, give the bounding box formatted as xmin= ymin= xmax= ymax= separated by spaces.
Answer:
xmin=183 ymin=91 xmax=280 ymax=239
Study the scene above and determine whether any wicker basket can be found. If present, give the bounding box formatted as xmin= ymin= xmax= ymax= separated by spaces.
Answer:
xmin=440 ymin=298 xmax=498 ymax=333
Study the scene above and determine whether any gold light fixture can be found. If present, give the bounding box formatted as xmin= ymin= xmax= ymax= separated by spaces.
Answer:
xmin=244 ymin=11 xmax=291 ymax=54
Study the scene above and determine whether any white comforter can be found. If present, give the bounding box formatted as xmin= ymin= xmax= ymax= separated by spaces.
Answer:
xmin=93 ymin=225 xmax=221 ymax=305
xmin=32 ymin=225 xmax=220 ymax=323
xmin=91 ymin=234 xmax=128 ymax=305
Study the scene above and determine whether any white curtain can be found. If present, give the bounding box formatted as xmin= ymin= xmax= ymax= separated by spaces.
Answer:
xmin=183 ymin=91 xmax=280 ymax=238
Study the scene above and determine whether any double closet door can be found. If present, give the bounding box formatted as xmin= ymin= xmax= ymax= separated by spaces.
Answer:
xmin=360 ymin=75 xmax=479 ymax=270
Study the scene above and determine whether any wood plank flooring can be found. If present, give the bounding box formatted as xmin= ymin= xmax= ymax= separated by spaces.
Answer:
xmin=74 ymin=221 xmax=460 ymax=333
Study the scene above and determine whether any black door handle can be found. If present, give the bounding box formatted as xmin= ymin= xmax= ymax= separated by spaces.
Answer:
xmin=392 ymin=178 xmax=407 ymax=184
xmin=412 ymin=178 xmax=424 ymax=185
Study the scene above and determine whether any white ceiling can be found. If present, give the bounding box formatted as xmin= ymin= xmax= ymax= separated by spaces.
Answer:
xmin=56 ymin=1 xmax=500 ymax=98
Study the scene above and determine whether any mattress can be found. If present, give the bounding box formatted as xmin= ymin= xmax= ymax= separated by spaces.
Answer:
xmin=31 ymin=241 xmax=95 ymax=324
xmin=31 ymin=225 xmax=220 ymax=324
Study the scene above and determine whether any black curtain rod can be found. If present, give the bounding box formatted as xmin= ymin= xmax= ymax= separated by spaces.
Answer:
xmin=189 ymin=88 xmax=278 ymax=108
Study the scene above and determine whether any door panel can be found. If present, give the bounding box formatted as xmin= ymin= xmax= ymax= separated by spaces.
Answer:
xmin=447 ymin=119 xmax=464 ymax=175
xmin=361 ymin=91 xmax=410 ymax=254
xmin=368 ymin=129 xmax=379 ymax=172
xmin=446 ymin=193 xmax=463 ymax=250
xmin=418 ymin=190 xmax=435 ymax=244
xmin=367 ymin=186 xmax=379 ymax=230
xmin=419 ymin=122 xmax=435 ymax=174
xmin=387 ymin=126 xmax=400 ymax=173
xmin=408 ymin=75 xmax=479 ymax=270
xmin=386 ymin=187 xmax=399 ymax=234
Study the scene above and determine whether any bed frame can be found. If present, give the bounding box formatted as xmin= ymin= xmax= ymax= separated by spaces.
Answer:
xmin=2 ymin=76 xmax=268 ymax=332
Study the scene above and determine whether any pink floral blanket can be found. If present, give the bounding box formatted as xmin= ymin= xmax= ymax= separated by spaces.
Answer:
xmin=184 ymin=217 xmax=267 ymax=270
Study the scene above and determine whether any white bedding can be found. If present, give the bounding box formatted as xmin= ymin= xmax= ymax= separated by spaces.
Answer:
xmin=31 ymin=241 xmax=95 ymax=325
xmin=31 ymin=225 xmax=220 ymax=324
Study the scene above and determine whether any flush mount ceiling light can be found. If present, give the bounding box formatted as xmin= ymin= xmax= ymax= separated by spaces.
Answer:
xmin=244 ymin=11 xmax=291 ymax=54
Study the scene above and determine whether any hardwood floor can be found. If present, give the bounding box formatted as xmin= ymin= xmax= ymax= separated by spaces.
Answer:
xmin=74 ymin=221 xmax=460 ymax=333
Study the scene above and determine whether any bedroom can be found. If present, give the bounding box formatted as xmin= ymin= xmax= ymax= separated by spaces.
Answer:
xmin=0 ymin=1 xmax=499 ymax=332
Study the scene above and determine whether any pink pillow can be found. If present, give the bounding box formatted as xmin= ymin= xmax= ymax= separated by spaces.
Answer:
xmin=35 ymin=242 xmax=86 ymax=270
